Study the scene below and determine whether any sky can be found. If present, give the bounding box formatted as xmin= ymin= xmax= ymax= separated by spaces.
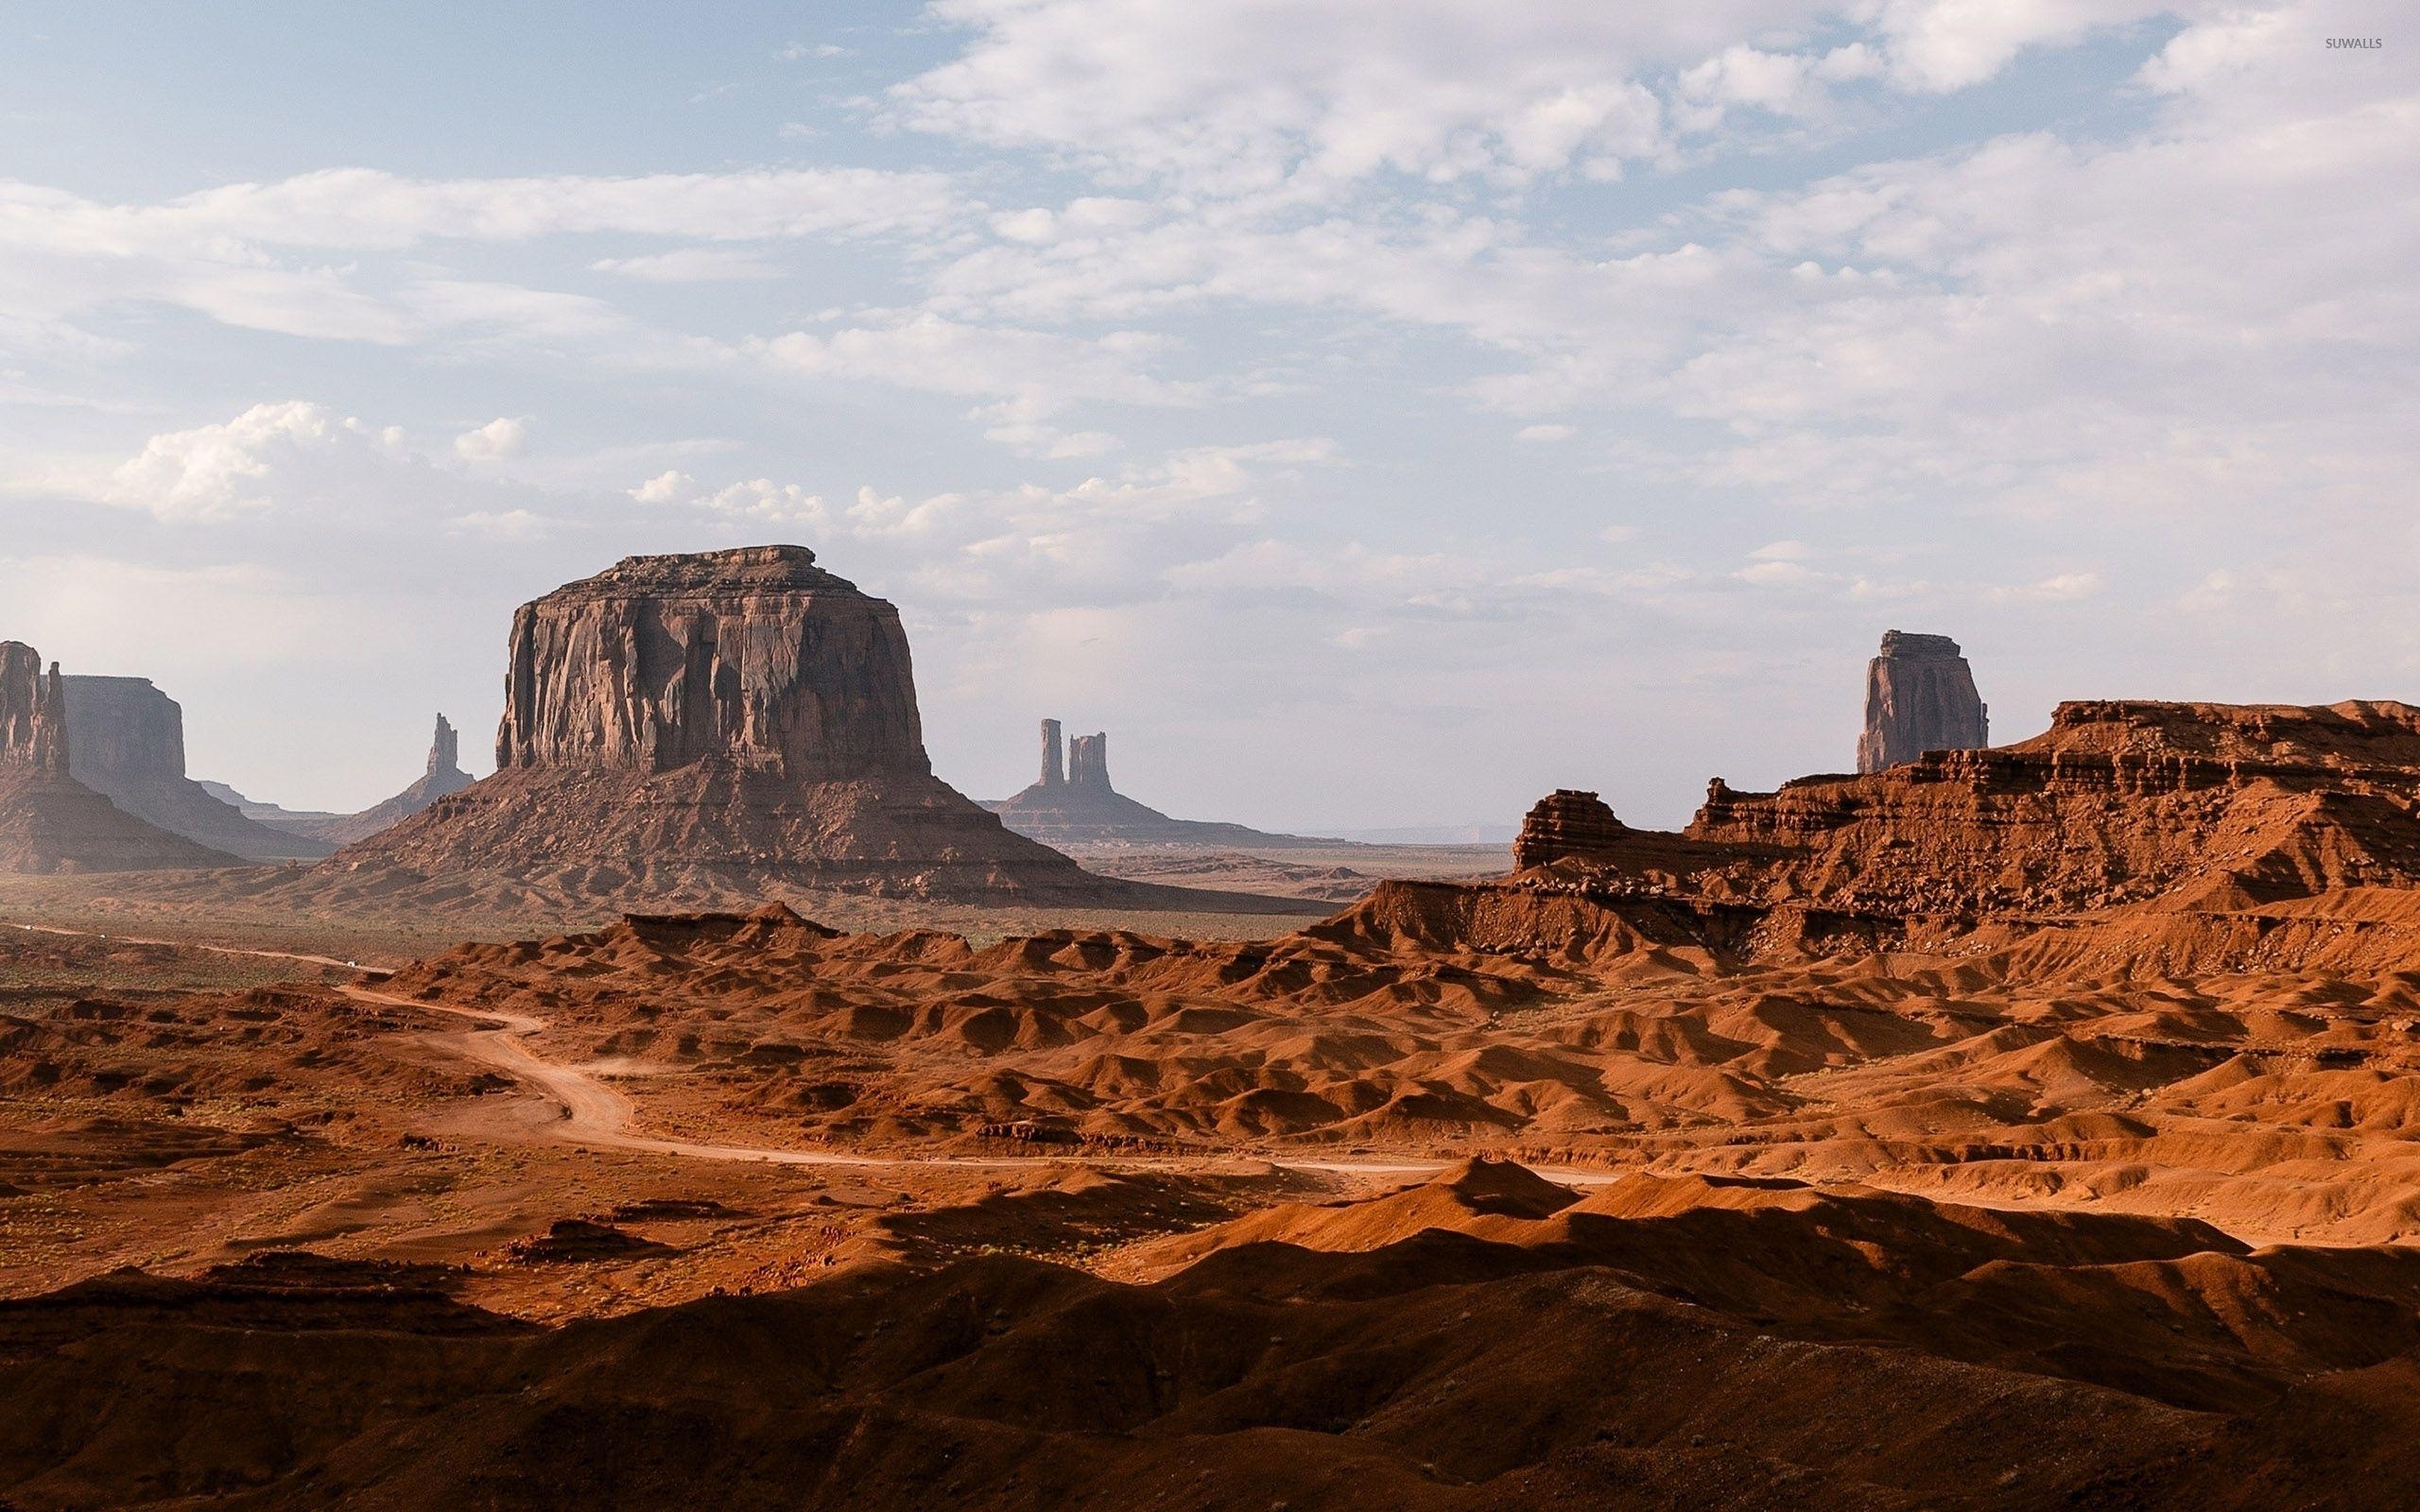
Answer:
xmin=0 ymin=1 xmax=2412 ymax=832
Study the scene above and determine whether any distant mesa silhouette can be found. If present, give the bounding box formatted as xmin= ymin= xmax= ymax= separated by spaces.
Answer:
xmin=989 ymin=717 xmax=1341 ymax=849
xmin=60 ymin=673 xmax=330 ymax=861
xmin=0 ymin=641 xmax=235 ymax=873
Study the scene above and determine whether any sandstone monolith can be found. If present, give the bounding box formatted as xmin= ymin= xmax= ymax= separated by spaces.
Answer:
xmin=340 ymin=546 xmax=1114 ymax=901
xmin=1856 ymin=631 xmax=1988 ymax=774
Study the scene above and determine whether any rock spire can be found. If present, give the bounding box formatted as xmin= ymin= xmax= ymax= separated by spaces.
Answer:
xmin=1038 ymin=718 xmax=1064 ymax=788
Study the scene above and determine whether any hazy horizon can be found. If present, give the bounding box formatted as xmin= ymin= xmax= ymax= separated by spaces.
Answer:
xmin=1 ymin=2 xmax=2409 ymax=833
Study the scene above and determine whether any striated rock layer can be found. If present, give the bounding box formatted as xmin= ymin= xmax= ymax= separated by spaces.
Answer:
xmin=60 ymin=676 xmax=332 ymax=861
xmin=991 ymin=717 xmax=1340 ymax=849
xmin=0 ymin=642 xmax=68 ymax=774
xmin=1857 ymin=629 xmax=1988 ymax=773
xmin=1512 ymin=788 xmax=1626 ymax=868
xmin=0 ymin=643 xmax=234 ymax=873
xmin=334 ymin=548 xmax=1157 ymax=903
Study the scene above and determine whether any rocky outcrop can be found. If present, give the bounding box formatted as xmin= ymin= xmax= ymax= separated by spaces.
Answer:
xmin=208 ymin=714 xmax=475 ymax=847
xmin=1497 ymin=698 xmax=2420 ymax=934
xmin=296 ymin=714 xmax=479 ymax=847
xmin=335 ymin=548 xmax=1141 ymax=902
xmin=0 ymin=642 xmax=235 ymax=873
xmin=1512 ymin=790 xmax=1627 ymax=868
xmin=1857 ymin=630 xmax=1988 ymax=774
xmin=991 ymin=718 xmax=1340 ymax=849
xmin=61 ymin=676 xmax=332 ymax=861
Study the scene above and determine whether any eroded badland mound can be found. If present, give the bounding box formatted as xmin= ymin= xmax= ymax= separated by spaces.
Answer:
xmin=310 ymin=547 xmax=1284 ymax=912
xmin=29 ymin=696 xmax=2420 ymax=1505
xmin=0 ymin=643 xmax=233 ymax=873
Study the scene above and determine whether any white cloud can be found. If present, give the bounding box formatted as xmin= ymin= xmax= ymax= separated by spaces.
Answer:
xmin=749 ymin=312 xmax=1201 ymax=450
xmin=892 ymin=0 xmax=2160 ymax=197
xmin=1516 ymin=423 xmax=1575 ymax=442
xmin=1735 ymin=558 xmax=1824 ymax=587
xmin=454 ymin=416 xmax=527 ymax=462
xmin=145 ymin=166 xmax=962 ymax=245
xmin=106 ymin=402 xmax=406 ymax=521
xmin=591 ymin=249 xmax=784 ymax=282
xmin=631 ymin=471 xmax=832 ymax=526
xmin=1990 ymin=570 xmax=2103 ymax=602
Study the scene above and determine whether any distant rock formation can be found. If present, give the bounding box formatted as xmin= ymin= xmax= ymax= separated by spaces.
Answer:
xmin=1068 ymin=731 xmax=1109 ymax=790
xmin=220 ymin=713 xmax=477 ymax=848
xmin=336 ymin=547 xmax=1122 ymax=901
xmin=1479 ymin=697 xmax=2420 ymax=952
xmin=0 ymin=642 xmax=234 ymax=873
xmin=1037 ymin=717 xmax=1064 ymax=790
xmin=60 ymin=676 xmax=333 ymax=861
xmin=196 ymin=781 xmax=347 ymax=838
xmin=1512 ymin=789 xmax=1628 ymax=868
xmin=1857 ymin=630 xmax=1989 ymax=774
xmin=314 ymin=714 xmax=476 ymax=845
xmin=990 ymin=718 xmax=1341 ymax=849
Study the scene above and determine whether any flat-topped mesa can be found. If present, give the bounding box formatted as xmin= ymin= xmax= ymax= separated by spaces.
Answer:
xmin=1513 ymin=789 xmax=1628 ymax=868
xmin=494 ymin=544 xmax=928 ymax=781
xmin=1857 ymin=629 xmax=1989 ymax=774
xmin=326 ymin=547 xmax=1171 ymax=903
xmin=1067 ymin=731 xmax=1110 ymax=792
xmin=0 ymin=643 xmax=68 ymax=774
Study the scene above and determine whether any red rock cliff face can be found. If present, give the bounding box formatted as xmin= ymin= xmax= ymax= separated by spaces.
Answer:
xmin=494 ymin=546 xmax=928 ymax=781
xmin=1857 ymin=630 xmax=1988 ymax=774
